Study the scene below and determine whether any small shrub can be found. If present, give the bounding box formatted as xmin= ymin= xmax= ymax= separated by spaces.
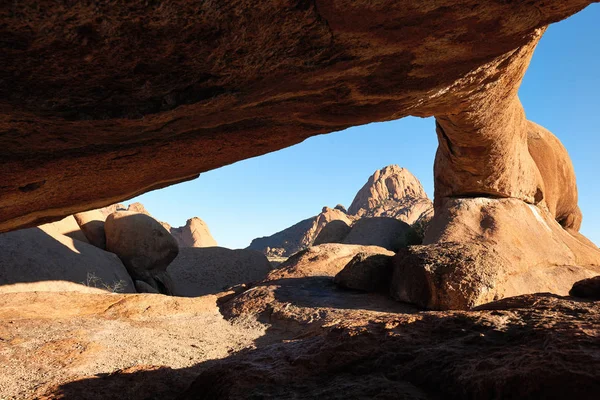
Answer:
xmin=83 ymin=272 xmax=128 ymax=293
xmin=404 ymin=214 xmax=432 ymax=246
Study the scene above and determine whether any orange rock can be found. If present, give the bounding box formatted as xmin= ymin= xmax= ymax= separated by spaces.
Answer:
xmin=1 ymin=2 xmax=594 ymax=231
xmin=348 ymin=165 xmax=432 ymax=224
xmin=73 ymin=209 xmax=107 ymax=249
xmin=395 ymin=198 xmax=600 ymax=309
xmin=169 ymin=217 xmax=217 ymax=248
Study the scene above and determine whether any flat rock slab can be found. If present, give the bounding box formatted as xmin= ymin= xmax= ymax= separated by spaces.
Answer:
xmin=0 ymin=292 xmax=267 ymax=399
xmin=184 ymin=294 xmax=600 ymax=400
xmin=1 ymin=282 xmax=598 ymax=399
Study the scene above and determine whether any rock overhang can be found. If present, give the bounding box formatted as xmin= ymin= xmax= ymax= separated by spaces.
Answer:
xmin=1 ymin=0 xmax=597 ymax=232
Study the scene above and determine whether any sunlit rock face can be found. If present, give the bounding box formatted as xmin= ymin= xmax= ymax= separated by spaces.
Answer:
xmin=101 ymin=202 xmax=217 ymax=249
xmin=0 ymin=0 xmax=596 ymax=232
xmin=168 ymin=217 xmax=218 ymax=249
xmin=248 ymin=164 xmax=431 ymax=257
xmin=348 ymin=165 xmax=432 ymax=224
xmin=402 ymin=32 xmax=600 ymax=309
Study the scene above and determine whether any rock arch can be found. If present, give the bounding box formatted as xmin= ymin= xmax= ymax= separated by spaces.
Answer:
xmin=1 ymin=0 xmax=599 ymax=308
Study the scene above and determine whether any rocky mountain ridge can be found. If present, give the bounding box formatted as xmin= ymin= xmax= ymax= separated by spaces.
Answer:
xmin=248 ymin=206 xmax=353 ymax=258
xmin=348 ymin=165 xmax=431 ymax=222
xmin=248 ymin=165 xmax=433 ymax=258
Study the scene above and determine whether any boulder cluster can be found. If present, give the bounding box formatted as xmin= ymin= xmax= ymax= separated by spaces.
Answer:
xmin=245 ymin=161 xmax=600 ymax=309
xmin=0 ymin=203 xmax=272 ymax=297
xmin=2 ymin=161 xmax=598 ymax=310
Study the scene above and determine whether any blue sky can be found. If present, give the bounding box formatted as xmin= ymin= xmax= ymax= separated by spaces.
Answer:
xmin=132 ymin=4 xmax=600 ymax=249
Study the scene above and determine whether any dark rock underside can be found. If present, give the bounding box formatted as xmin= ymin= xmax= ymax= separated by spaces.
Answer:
xmin=1 ymin=0 xmax=595 ymax=231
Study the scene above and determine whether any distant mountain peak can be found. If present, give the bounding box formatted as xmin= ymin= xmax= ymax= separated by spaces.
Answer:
xmin=248 ymin=165 xmax=432 ymax=258
xmin=347 ymin=164 xmax=430 ymax=221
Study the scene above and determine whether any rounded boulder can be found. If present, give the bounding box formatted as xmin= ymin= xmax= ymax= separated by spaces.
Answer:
xmin=105 ymin=211 xmax=179 ymax=294
xmin=343 ymin=217 xmax=411 ymax=252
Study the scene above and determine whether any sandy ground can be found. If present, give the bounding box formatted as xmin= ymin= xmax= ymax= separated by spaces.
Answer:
xmin=0 ymin=291 xmax=268 ymax=399
xmin=2 ymin=268 xmax=597 ymax=400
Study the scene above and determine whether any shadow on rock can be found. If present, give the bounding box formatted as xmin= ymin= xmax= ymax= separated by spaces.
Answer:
xmin=42 ymin=293 xmax=600 ymax=400
xmin=268 ymin=276 xmax=414 ymax=312
xmin=0 ymin=227 xmax=135 ymax=293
